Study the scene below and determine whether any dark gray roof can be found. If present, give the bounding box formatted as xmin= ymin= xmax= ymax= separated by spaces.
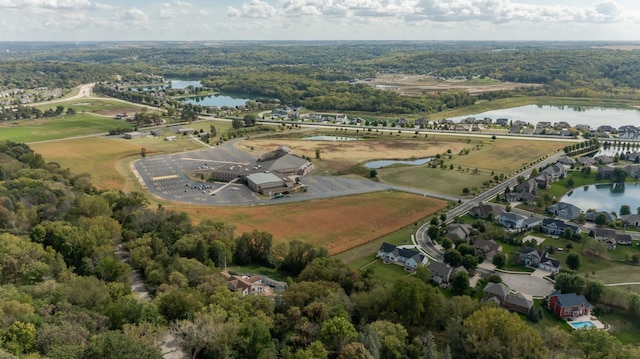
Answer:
xmin=505 ymin=292 xmax=533 ymax=309
xmin=484 ymin=282 xmax=510 ymax=298
xmin=246 ymin=172 xmax=286 ymax=185
xmin=379 ymin=242 xmax=396 ymax=253
xmin=553 ymin=292 xmax=591 ymax=308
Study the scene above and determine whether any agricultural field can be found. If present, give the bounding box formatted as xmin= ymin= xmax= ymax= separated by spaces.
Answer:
xmin=163 ymin=191 xmax=447 ymax=255
xmin=0 ymin=114 xmax=134 ymax=143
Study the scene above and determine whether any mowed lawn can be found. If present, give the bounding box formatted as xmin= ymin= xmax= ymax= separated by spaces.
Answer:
xmin=30 ymin=137 xmax=143 ymax=190
xmin=164 ymin=191 xmax=447 ymax=255
xmin=35 ymin=98 xmax=144 ymax=115
xmin=0 ymin=115 xmax=134 ymax=143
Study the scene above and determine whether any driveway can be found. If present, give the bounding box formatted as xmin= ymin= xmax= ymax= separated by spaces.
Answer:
xmin=498 ymin=272 xmax=555 ymax=297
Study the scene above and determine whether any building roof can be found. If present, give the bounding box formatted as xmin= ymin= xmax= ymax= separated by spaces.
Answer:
xmin=504 ymin=292 xmax=534 ymax=310
xmin=484 ymin=282 xmax=510 ymax=298
xmin=520 ymin=246 xmax=544 ymax=260
xmin=551 ymin=291 xmax=592 ymax=309
xmin=246 ymin=172 xmax=285 ymax=185
xmin=260 ymin=154 xmax=311 ymax=174
xmin=540 ymin=257 xmax=560 ymax=269
xmin=473 ymin=239 xmax=501 ymax=255
xmin=469 ymin=203 xmax=504 ymax=219
xmin=543 ymin=218 xmax=579 ymax=232
xmin=428 ymin=261 xmax=452 ymax=276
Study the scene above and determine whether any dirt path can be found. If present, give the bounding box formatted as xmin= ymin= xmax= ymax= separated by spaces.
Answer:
xmin=115 ymin=245 xmax=187 ymax=359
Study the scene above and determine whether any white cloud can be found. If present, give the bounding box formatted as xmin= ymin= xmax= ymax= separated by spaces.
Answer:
xmin=159 ymin=0 xmax=192 ymax=19
xmin=115 ymin=7 xmax=149 ymax=23
xmin=0 ymin=0 xmax=110 ymax=10
xmin=228 ymin=0 xmax=277 ymax=18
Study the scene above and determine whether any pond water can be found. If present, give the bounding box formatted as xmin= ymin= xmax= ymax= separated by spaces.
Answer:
xmin=447 ymin=105 xmax=640 ymax=128
xmin=560 ymin=183 xmax=640 ymax=213
xmin=182 ymin=94 xmax=255 ymax=108
xmin=364 ymin=158 xmax=432 ymax=169
xmin=302 ymin=136 xmax=359 ymax=141
xmin=169 ymin=79 xmax=202 ymax=89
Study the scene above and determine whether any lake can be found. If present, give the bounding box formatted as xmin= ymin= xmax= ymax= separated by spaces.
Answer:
xmin=447 ymin=105 xmax=640 ymax=128
xmin=560 ymin=183 xmax=640 ymax=213
xmin=364 ymin=158 xmax=432 ymax=169
xmin=169 ymin=79 xmax=202 ymax=89
xmin=182 ymin=94 xmax=255 ymax=108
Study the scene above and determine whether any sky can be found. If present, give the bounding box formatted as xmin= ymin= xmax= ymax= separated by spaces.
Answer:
xmin=1 ymin=0 xmax=640 ymax=42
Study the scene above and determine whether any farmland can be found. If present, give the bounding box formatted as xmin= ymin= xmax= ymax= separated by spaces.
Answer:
xmin=162 ymin=191 xmax=447 ymax=255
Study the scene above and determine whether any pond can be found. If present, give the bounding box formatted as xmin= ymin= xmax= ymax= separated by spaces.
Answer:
xmin=169 ymin=79 xmax=202 ymax=89
xmin=447 ymin=105 xmax=640 ymax=128
xmin=364 ymin=158 xmax=433 ymax=169
xmin=182 ymin=94 xmax=256 ymax=108
xmin=560 ymin=183 xmax=640 ymax=213
xmin=302 ymin=136 xmax=359 ymax=141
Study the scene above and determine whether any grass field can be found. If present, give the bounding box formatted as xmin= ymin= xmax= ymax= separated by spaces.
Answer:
xmin=34 ymin=98 xmax=145 ymax=116
xmin=30 ymin=137 xmax=143 ymax=190
xmin=163 ymin=191 xmax=447 ymax=255
xmin=378 ymin=137 xmax=569 ymax=196
xmin=0 ymin=115 xmax=134 ymax=143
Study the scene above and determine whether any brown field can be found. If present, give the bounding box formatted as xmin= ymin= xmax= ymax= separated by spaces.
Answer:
xmin=374 ymin=74 xmax=542 ymax=95
xmin=240 ymin=137 xmax=469 ymax=172
xmin=30 ymin=137 xmax=144 ymax=190
xmin=163 ymin=191 xmax=447 ymax=254
xmin=452 ymin=138 xmax=567 ymax=173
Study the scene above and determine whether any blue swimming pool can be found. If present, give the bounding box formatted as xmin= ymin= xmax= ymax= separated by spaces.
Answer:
xmin=569 ymin=321 xmax=596 ymax=330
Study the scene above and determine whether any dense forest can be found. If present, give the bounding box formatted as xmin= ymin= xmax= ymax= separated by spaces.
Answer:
xmin=3 ymin=42 xmax=640 ymax=103
xmin=0 ymin=138 xmax=638 ymax=359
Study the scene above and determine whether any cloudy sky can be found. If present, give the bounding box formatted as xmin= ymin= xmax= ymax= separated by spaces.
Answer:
xmin=1 ymin=0 xmax=640 ymax=41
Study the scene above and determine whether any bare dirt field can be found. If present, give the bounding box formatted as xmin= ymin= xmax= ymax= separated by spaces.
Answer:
xmin=239 ymin=137 xmax=469 ymax=172
xmin=165 ymin=191 xmax=447 ymax=255
xmin=373 ymin=74 xmax=542 ymax=95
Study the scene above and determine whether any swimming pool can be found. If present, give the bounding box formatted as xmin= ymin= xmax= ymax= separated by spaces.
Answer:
xmin=569 ymin=321 xmax=596 ymax=330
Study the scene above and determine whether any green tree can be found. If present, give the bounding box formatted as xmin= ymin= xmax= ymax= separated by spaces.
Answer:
xmin=369 ymin=169 xmax=377 ymax=178
xmin=585 ymin=280 xmax=605 ymax=303
xmin=232 ymin=118 xmax=244 ymax=129
xmin=243 ymin=114 xmax=257 ymax=127
xmin=566 ymin=177 xmax=574 ymax=187
xmin=451 ymin=271 xmax=470 ymax=295
xmin=572 ymin=328 xmax=626 ymax=359
xmin=84 ymin=331 xmax=161 ymax=359
xmin=566 ymin=252 xmax=581 ymax=270
xmin=595 ymin=213 xmax=608 ymax=226
xmin=620 ymin=205 xmax=631 ymax=216
xmin=443 ymin=249 xmax=463 ymax=267
xmin=320 ymin=316 xmax=358 ymax=355
xmin=464 ymin=306 xmax=543 ymax=359
xmin=3 ymin=321 xmax=36 ymax=355
xmin=316 ymin=149 xmax=321 ymax=160
xmin=369 ymin=321 xmax=407 ymax=359
xmin=492 ymin=252 xmax=507 ymax=269
xmin=338 ymin=343 xmax=374 ymax=359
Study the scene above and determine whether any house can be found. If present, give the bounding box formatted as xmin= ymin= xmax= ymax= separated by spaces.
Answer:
xmin=593 ymin=228 xmax=617 ymax=250
xmin=625 ymin=164 xmax=640 ymax=178
xmin=483 ymin=282 xmax=509 ymax=303
xmin=446 ymin=223 xmax=473 ymax=241
xmin=597 ymin=125 xmax=615 ymax=133
xmin=595 ymin=156 xmax=613 ymax=165
xmin=498 ymin=212 xmax=539 ymax=230
xmin=514 ymin=179 xmax=538 ymax=194
xmin=483 ymin=283 xmax=534 ymax=315
xmin=377 ymin=243 xmax=428 ymax=270
xmin=576 ymin=157 xmax=596 ymax=166
xmin=547 ymin=202 xmax=582 ymax=221
xmin=584 ymin=211 xmax=616 ymax=223
xmin=503 ymin=292 xmax=535 ymax=315
xmin=534 ymin=173 xmax=551 ymax=189
xmin=539 ymin=256 xmax=561 ymax=273
xmin=542 ymin=218 xmax=579 ymax=236
xmin=428 ymin=262 xmax=467 ymax=284
xmin=541 ymin=162 xmax=566 ymax=181
xmin=335 ymin=114 xmax=348 ymax=124
xmin=499 ymin=212 xmax=527 ymax=230
xmin=519 ymin=246 xmax=546 ymax=267
xmin=616 ymin=233 xmax=633 ymax=245
xmin=428 ymin=261 xmax=453 ymax=284
xmin=469 ymin=203 xmax=503 ymax=220
xmin=536 ymin=121 xmax=552 ymax=129
xmin=505 ymin=191 xmax=536 ymax=203
xmin=548 ymin=291 xmax=592 ymax=319
xmin=621 ymin=214 xmax=640 ymax=227
xmin=557 ymin=156 xmax=575 ymax=166
xmin=509 ymin=125 xmax=522 ymax=134
xmin=227 ymin=275 xmax=272 ymax=296
xmin=472 ymin=239 xmax=502 ymax=260
xmin=495 ymin=118 xmax=509 ymax=127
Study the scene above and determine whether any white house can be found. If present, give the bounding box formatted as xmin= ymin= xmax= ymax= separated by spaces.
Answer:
xmin=377 ymin=242 xmax=428 ymax=270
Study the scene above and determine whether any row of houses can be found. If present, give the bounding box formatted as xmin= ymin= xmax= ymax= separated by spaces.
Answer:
xmin=483 ymin=283 xmax=593 ymax=321
xmin=376 ymin=243 xmax=468 ymax=284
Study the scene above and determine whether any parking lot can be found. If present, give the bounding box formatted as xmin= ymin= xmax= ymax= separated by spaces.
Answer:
xmin=134 ymin=142 xmax=394 ymax=206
